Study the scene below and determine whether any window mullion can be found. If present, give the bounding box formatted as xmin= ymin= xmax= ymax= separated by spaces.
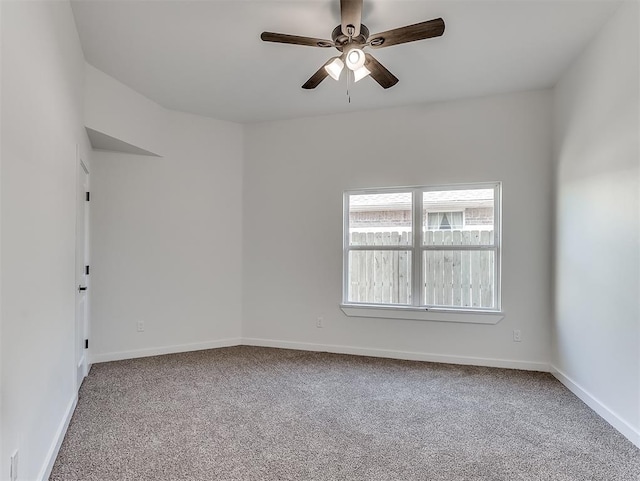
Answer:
xmin=421 ymin=245 xmax=498 ymax=251
xmin=412 ymin=189 xmax=422 ymax=307
xmin=348 ymin=246 xmax=413 ymax=251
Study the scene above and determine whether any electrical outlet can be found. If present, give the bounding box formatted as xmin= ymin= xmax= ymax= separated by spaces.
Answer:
xmin=136 ymin=321 xmax=145 ymax=332
xmin=513 ymin=329 xmax=522 ymax=342
xmin=10 ymin=450 xmax=18 ymax=481
xmin=316 ymin=317 xmax=324 ymax=328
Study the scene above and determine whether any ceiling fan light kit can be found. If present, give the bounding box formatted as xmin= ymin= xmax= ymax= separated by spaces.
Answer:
xmin=353 ymin=65 xmax=371 ymax=83
xmin=345 ymin=48 xmax=366 ymax=70
xmin=260 ymin=0 xmax=445 ymax=91
xmin=325 ymin=57 xmax=345 ymax=81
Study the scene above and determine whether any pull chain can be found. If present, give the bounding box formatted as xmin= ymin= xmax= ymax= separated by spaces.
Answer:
xmin=346 ymin=27 xmax=354 ymax=104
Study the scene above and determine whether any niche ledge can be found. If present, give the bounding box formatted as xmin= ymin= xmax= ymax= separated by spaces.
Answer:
xmin=85 ymin=127 xmax=161 ymax=157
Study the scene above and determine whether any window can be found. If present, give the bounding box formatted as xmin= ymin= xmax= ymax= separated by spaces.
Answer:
xmin=342 ymin=183 xmax=501 ymax=316
xmin=427 ymin=211 xmax=464 ymax=230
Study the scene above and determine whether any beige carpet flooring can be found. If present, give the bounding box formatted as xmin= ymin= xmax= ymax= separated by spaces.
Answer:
xmin=50 ymin=346 xmax=640 ymax=480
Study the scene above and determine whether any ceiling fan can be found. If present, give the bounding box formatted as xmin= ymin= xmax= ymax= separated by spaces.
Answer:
xmin=260 ymin=0 xmax=445 ymax=90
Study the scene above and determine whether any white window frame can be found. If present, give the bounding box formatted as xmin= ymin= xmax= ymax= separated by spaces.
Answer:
xmin=341 ymin=182 xmax=504 ymax=324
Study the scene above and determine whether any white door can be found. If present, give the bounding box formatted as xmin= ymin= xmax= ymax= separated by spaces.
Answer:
xmin=75 ymin=157 xmax=90 ymax=389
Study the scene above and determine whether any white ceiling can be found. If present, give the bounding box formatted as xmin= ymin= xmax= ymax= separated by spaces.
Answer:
xmin=70 ymin=0 xmax=620 ymax=124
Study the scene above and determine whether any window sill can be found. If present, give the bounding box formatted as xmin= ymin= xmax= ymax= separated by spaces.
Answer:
xmin=340 ymin=304 xmax=504 ymax=324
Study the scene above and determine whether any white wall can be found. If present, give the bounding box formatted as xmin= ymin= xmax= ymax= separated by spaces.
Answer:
xmin=84 ymin=63 xmax=166 ymax=156
xmin=243 ymin=90 xmax=554 ymax=370
xmin=90 ymin=104 xmax=244 ymax=362
xmin=1 ymin=1 xmax=91 ymax=480
xmin=552 ymin=1 xmax=639 ymax=445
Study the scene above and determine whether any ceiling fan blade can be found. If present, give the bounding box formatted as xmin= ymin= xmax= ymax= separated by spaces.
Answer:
xmin=364 ymin=54 xmax=399 ymax=89
xmin=302 ymin=59 xmax=333 ymax=89
xmin=368 ymin=18 xmax=445 ymax=49
xmin=340 ymin=0 xmax=363 ymax=37
xmin=261 ymin=32 xmax=334 ymax=48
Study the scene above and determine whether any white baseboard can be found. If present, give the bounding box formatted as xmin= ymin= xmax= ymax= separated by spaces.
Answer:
xmin=550 ymin=364 xmax=640 ymax=448
xmin=37 ymin=394 xmax=78 ymax=481
xmin=242 ymin=337 xmax=550 ymax=372
xmin=91 ymin=338 xmax=242 ymax=364
xmin=90 ymin=337 xmax=550 ymax=372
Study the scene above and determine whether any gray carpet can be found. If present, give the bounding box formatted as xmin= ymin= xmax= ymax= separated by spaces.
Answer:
xmin=50 ymin=346 xmax=640 ymax=480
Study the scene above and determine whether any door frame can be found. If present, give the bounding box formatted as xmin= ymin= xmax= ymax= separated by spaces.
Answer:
xmin=75 ymin=149 xmax=90 ymax=390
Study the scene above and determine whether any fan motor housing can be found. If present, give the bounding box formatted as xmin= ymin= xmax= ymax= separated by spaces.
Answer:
xmin=332 ymin=24 xmax=369 ymax=50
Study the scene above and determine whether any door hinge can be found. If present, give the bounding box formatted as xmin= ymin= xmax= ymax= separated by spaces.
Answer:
xmin=84 ymin=339 xmax=89 ymax=349
xmin=85 ymin=265 xmax=90 ymax=275
xmin=86 ymin=192 xmax=90 ymax=201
